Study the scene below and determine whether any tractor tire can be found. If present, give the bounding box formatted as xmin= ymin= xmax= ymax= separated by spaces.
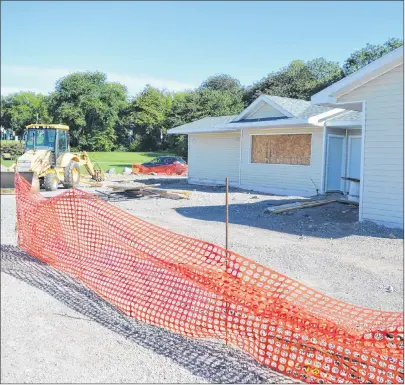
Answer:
xmin=44 ymin=172 xmax=59 ymax=191
xmin=63 ymin=160 xmax=80 ymax=188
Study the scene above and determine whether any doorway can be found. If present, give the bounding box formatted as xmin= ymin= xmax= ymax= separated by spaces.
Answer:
xmin=347 ymin=136 xmax=361 ymax=179
xmin=326 ymin=135 xmax=345 ymax=192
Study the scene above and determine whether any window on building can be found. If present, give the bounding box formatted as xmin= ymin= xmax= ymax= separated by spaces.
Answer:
xmin=251 ymin=134 xmax=311 ymax=165
xmin=58 ymin=130 xmax=68 ymax=153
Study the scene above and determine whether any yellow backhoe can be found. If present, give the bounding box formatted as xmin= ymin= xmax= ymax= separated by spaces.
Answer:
xmin=1 ymin=124 xmax=105 ymax=191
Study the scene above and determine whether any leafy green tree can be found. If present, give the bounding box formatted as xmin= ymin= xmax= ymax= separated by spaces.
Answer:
xmin=306 ymin=58 xmax=344 ymax=85
xmin=125 ymin=85 xmax=172 ymax=151
xmin=114 ymin=98 xmax=134 ymax=149
xmin=165 ymin=92 xmax=188 ymax=157
xmin=343 ymin=38 xmax=403 ymax=75
xmin=200 ymin=74 xmax=242 ymax=92
xmin=243 ymin=58 xmax=343 ymax=104
xmin=169 ymin=88 xmax=244 ymax=124
xmin=48 ymin=72 xmax=127 ymax=151
xmin=166 ymin=88 xmax=244 ymax=157
xmin=1 ymin=92 xmax=51 ymax=135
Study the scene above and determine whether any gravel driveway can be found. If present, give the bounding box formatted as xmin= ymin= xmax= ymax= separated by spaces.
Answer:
xmin=103 ymin=178 xmax=403 ymax=311
xmin=1 ymin=191 xmax=292 ymax=384
xmin=1 ymin=178 xmax=403 ymax=383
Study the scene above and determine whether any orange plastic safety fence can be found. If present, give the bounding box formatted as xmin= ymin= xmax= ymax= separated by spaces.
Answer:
xmin=15 ymin=173 xmax=403 ymax=384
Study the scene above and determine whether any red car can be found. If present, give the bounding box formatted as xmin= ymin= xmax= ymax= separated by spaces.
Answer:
xmin=132 ymin=156 xmax=188 ymax=175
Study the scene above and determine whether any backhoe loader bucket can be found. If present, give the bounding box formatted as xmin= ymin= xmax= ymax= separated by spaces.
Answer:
xmin=1 ymin=171 xmax=39 ymax=192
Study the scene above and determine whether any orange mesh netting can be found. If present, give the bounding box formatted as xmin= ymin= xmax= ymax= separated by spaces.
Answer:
xmin=15 ymin=173 xmax=403 ymax=384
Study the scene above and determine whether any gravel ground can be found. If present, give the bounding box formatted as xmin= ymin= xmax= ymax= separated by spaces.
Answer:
xmin=96 ymin=177 xmax=403 ymax=311
xmin=1 ymin=186 xmax=293 ymax=384
xmin=1 ymin=177 xmax=403 ymax=383
xmin=1 ymin=245 xmax=294 ymax=384
xmin=1 ymin=195 xmax=16 ymax=245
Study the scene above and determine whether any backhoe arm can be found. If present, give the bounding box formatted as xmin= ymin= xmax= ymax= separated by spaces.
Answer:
xmin=77 ymin=151 xmax=105 ymax=182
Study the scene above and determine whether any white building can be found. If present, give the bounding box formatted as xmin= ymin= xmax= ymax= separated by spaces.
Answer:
xmin=169 ymin=47 xmax=404 ymax=229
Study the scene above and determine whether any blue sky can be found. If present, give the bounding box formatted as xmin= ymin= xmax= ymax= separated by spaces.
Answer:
xmin=1 ymin=1 xmax=403 ymax=96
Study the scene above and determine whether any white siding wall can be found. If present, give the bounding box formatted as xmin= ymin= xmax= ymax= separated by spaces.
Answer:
xmin=188 ymin=133 xmax=240 ymax=185
xmin=240 ymin=127 xmax=324 ymax=196
xmin=338 ymin=64 xmax=404 ymax=228
xmin=247 ymin=103 xmax=285 ymax=119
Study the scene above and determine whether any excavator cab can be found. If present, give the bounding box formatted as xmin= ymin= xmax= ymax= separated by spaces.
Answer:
xmin=24 ymin=125 xmax=69 ymax=157
xmin=20 ymin=123 xmax=69 ymax=154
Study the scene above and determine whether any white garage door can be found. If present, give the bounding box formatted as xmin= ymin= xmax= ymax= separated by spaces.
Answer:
xmin=188 ymin=133 xmax=240 ymax=185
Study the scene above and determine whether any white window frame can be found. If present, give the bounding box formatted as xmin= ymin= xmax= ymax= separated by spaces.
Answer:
xmin=347 ymin=134 xmax=362 ymax=179
xmin=249 ymin=132 xmax=313 ymax=166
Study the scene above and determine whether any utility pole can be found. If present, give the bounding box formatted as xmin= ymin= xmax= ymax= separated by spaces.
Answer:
xmin=225 ymin=176 xmax=229 ymax=345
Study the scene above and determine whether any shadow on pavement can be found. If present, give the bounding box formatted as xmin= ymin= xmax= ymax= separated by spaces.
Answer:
xmin=1 ymin=245 xmax=295 ymax=384
xmin=175 ymin=201 xmax=404 ymax=240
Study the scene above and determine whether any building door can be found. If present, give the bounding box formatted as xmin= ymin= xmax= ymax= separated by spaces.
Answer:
xmin=348 ymin=136 xmax=361 ymax=179
xmin=326 ymin=135 xmax=344 ymax=192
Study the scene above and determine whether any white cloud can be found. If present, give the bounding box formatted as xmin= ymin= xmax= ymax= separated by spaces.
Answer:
xmin=1 ymin=65 xmax=196 ymax=96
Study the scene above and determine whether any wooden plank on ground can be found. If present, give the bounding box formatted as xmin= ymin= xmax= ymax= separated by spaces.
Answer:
xmin=336 ymin=198 xmax=359 ymax=206
xmin=144 ymin=187 xmax=189 ymax=200
xmin=263 ymin=199 xmax=337 ymax=214
xmin=108 ymin=183 xmax=160 ymax=191
xmin=169 ymin=190 xmax=191 ymax=198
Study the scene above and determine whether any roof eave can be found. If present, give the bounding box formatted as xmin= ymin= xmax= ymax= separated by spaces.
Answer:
xmin=215 ymin=119 xmax=318 ymax=130
xmin=324 ymin=120 xmax=362 ymax=128
xmin=311 ymin=46 xmax=404 ymax=105
xmin=167 ymin=128 xmax=240 ymax=135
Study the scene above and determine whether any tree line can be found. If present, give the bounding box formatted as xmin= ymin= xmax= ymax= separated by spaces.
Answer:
xmin=1 ymin=38 xmax=402 ymax=157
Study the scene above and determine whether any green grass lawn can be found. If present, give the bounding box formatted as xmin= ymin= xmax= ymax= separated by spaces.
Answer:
xmin=0 ymin=139 xmax=24 ymax=144
xmin=1 ymin=159 xmax=14 ymax=168
xmin=85 ymin=151 xmax=176 ymax=173
xmin=1 ymin=151 xmax=178 ymax=174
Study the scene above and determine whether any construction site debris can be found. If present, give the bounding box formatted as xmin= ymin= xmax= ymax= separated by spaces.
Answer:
xmin=78 ymin=179 xmax=105 ymax=188
xmin=93 ymin=189 xmax=130 ymax=202
xmin=336 ymin=198 xmax=359 ymax=206
xmin=122 ymin=167 xmax=132 ymax=175
xmin=0 ymin=188 xmax=15 ymax=195
xmin=106 ymin=168 xmax=116 ymax=174
xmin=263 ymin=198 xmax=337 ymax=214
xmin=106 ymin=183 xmax=190 ymax=200
xmin=108 ymin=183 xmax=161 ymax=191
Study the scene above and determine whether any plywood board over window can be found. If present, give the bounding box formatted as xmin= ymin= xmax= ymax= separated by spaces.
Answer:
xmin=251 ymin=134 xmax=312 ymax=165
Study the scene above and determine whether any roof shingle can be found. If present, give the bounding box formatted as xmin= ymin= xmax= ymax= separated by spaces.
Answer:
xmin=169 ymin=115 xmax=238 ymax=134
xmin=168 ymin=95 xmax=362 ymax=134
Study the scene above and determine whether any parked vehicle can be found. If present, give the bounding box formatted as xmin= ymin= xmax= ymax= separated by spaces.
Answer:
xmin=1 ymin=124 xmax=104 ymax=191
xmin=133 ymin=156 xmax=188 ymax=175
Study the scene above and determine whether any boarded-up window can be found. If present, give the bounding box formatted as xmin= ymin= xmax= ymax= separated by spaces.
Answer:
xmin=251 ymin=134 xmax=311 ymax=165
